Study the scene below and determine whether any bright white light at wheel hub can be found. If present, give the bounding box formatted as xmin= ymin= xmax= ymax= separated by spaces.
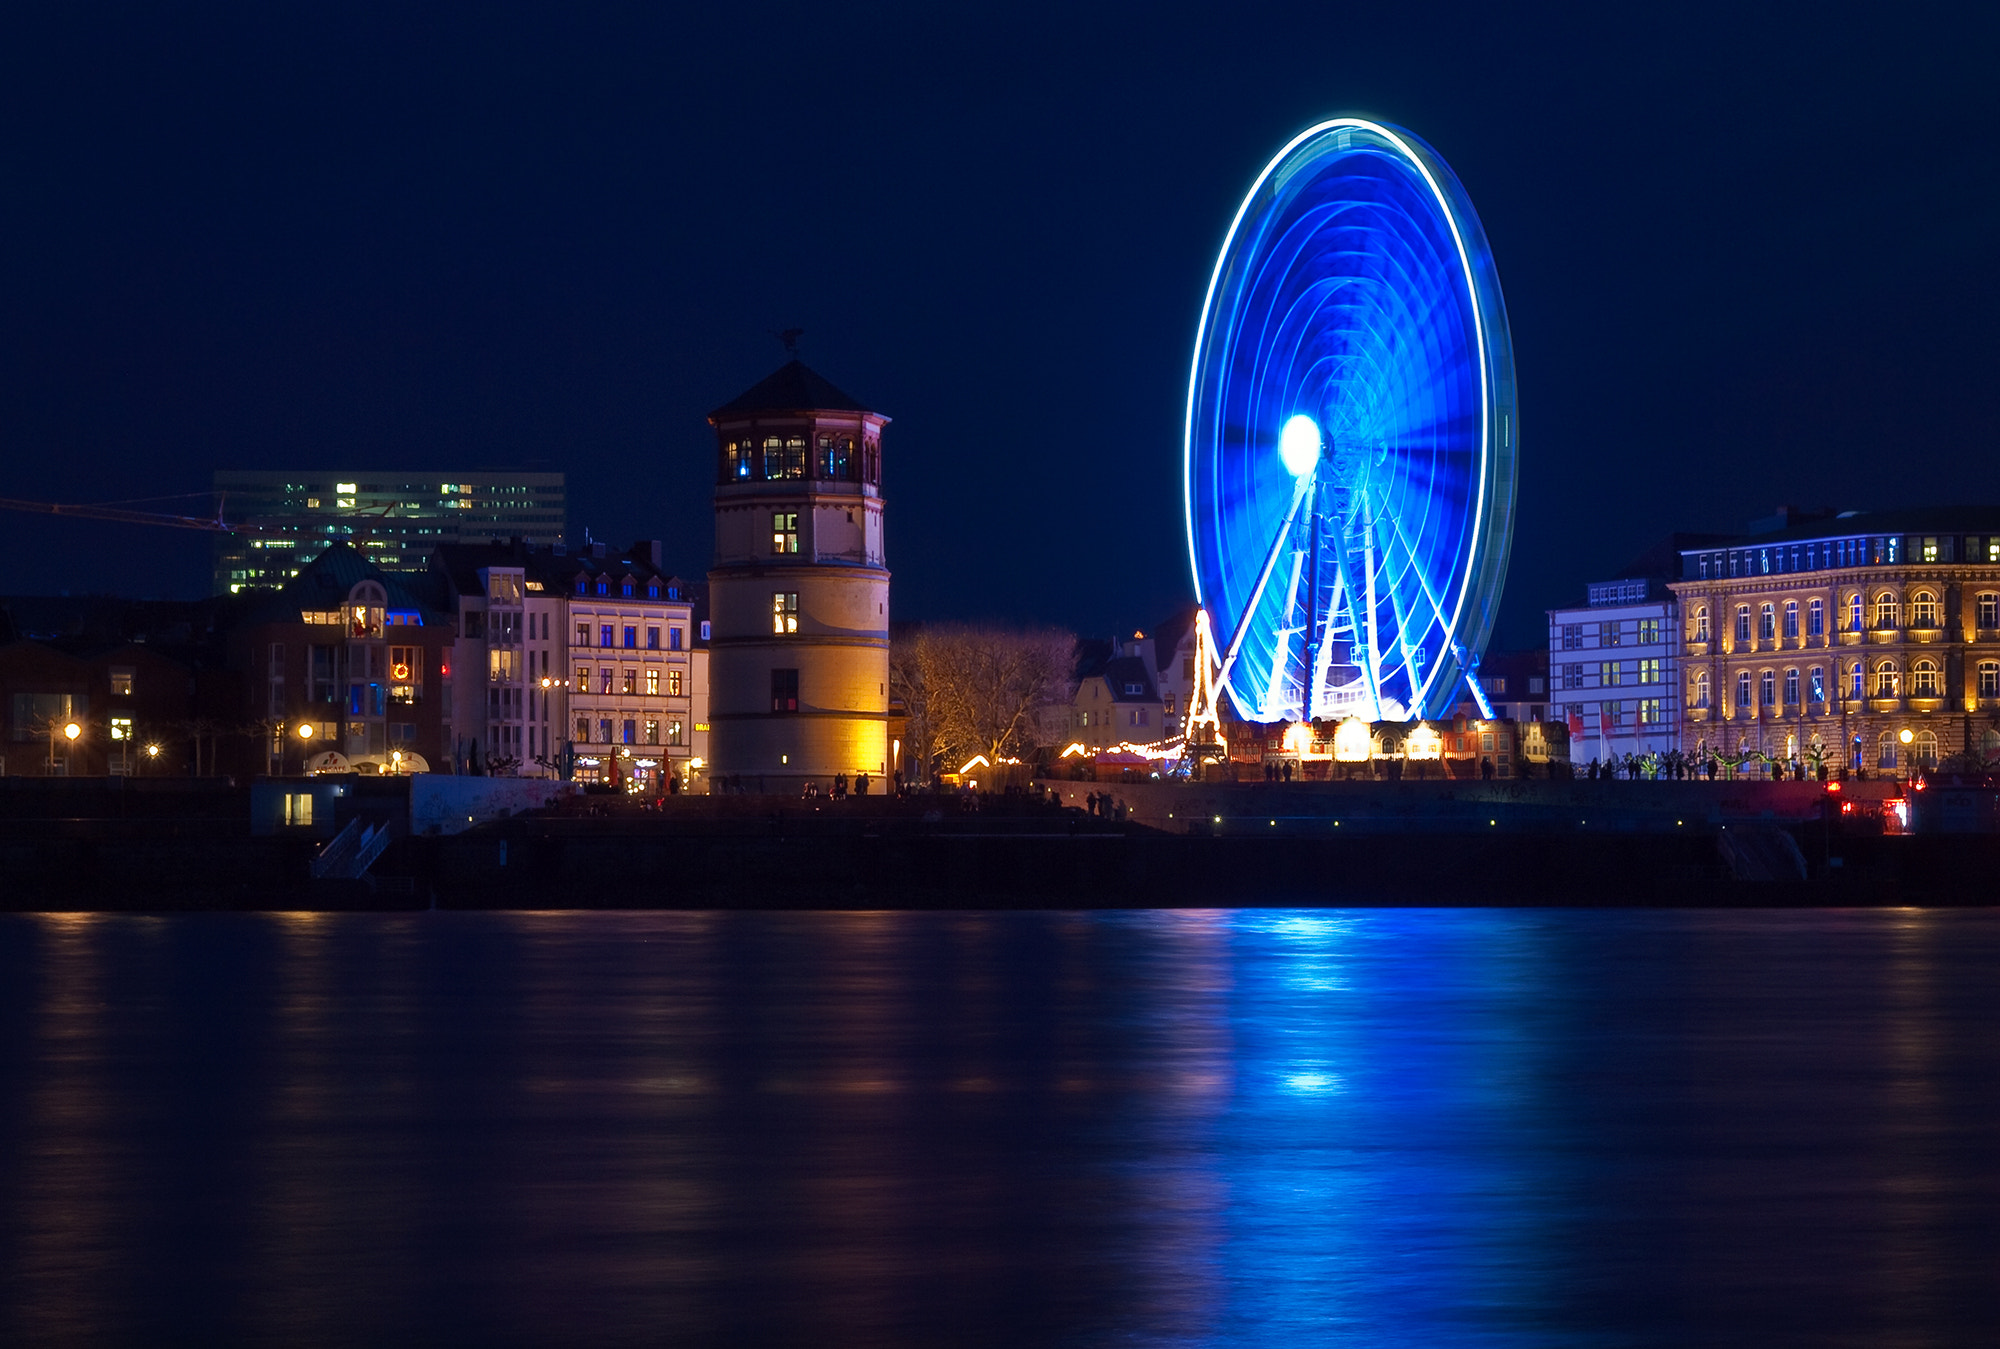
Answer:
xmin=1279 ymin=414 xmax=1321 ymax=477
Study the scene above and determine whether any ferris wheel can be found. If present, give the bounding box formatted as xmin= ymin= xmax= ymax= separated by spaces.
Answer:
xmin=1184 ymin=118 xmax=1516 ymax=724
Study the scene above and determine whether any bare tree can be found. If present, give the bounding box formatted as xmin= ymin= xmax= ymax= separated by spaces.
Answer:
xmin=892 ymin=625 xmax=1076 ymax=776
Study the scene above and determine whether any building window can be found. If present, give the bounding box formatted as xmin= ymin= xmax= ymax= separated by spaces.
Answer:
xmin=1980 ymin=594 xmax=2000 ymax=629
xmin=1848 ymin=593 xmax=1863 ymax=632
xmin=1758 ymin=603 xmax=1775 ymax=641
xmin=1637 ymin=618 xmax=1661 ymax=645
xmin=1875 ymin=593 xmax=1899 ymax=629
xmin=818 ymin=434 xmax=854 ymax=480
xmin=1693 ymin=607 xmax=1710 ymax=643
xmin=668 ymin=718 xmax=685 ymax=746
xmin=1693 ymin=671 xmax=1710 ymax=708
xmin=1913 ymin=729 xmax=1939 ymax=767
xmin=621 ymin=718 xmax=637 ymax=745
xmin=620 ymin=625 xmax=635 ymax=649
xmin=600 ymin=668 xmax=614 ymax=694
xmin=621 ymin=581 xmax=633 ymax=598
xmin=1911 ymin=660 xmax=1940 ymax=697
xmin=597 ymin=717 xmax=614 ymax=743
xmin=646 ymin=669 xmax=660 ymax=696
xmin=1910 ymin=592 xmax=1939 ymax=628
xmin=1784 ymin=668 xmax=1800 ymax=705
xmin=1735 ymin=606 xmax=1751 ymax=644
xmin=1782 ymin=601 xmax=1798 ymax=639
xmin=1638 ymin=658 xmax=1661 ymax=684
xmin=600 ymin=624 xmax=615 ymax=648
xmin=668 ymin=669 xmax=682 ymax=696
xmin=575 ymin=622 xmax=589 ymax=646
xmin=724 ymin=439 xmax=753 ymax=480
xmin=574 ymin=717 xmax=589 ymax=743
xmin=1637 ymin=698 xmax=1662 ymax=725
xmin=764 ymin=435 xmax=807 ymax=480
xmin=1600 ymin=661 xmax=1621 ymax=687
xmin=1808 ymin=598 xmax=1824 ymax=637
xmin=646 ymin=626 xmax=660 ymax=650
xmin=1562 ymin=664 xmax=1582 ymax=690
xmin=773 ymin=511 xmax=799 ymax=555
xmin=647 ymin=583 xmax=659 ymax=600
xmin=771 ymin=668 xmax=799 ymax=713
xmin=1760 ymin=669 xmax=1776 ymax=706
xmin=669 ymin=627 xmax=683 ymax=651
xmin=1601 ymin=622 xmax=1621 ymax=648
xmin=622 ymin=669 xmax=637 ymax=695
xmin=1849 ymin=662 xmax=1865 ymax=700
xmin=1737 ymin=672 xmax=1753 ymax=709
xmin=1877 ymin=732 xmax=1897 ymax=770
xmin=111 ymin=668 xmax=135 ymax=696
xmin=284 ymin=792 xmax=313 ymax=827
xmin=596 ymin=580 xmax=608 ymax=597
xmin=1980 ymin=661 xmax=2000 ymax=697
xmin=1874 ymin=662 xmax=1899 ymax=697
xmin=644 ymin=719 xmax=659 ymax=745
xmin=773 ymin=592 xmax=799 ymax=634
xmin=575 ymin=665 xmax=589 ymax=689
xmin=1561 ymin=623 xmax=1582 ymax=650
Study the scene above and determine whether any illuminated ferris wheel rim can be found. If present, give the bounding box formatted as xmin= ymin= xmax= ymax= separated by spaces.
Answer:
xmin=1181 ymin=116 xmax=1510 ymax=720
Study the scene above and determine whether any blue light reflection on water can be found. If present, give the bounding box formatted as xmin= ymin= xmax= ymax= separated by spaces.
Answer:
xmin=1 ymin=908 xmax=1997 ymax=1346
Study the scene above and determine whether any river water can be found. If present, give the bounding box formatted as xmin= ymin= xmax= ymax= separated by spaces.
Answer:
xmin=1 ymin=909 xmax=1995 ymax=1346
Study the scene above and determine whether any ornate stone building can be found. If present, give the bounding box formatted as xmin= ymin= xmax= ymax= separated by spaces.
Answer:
xmin=1669 ymin=510 xmax=2000 ymax=776
xmin=705 ymin=360 xmax=890 ymax=792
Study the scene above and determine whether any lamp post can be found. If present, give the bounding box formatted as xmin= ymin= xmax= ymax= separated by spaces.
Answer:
xmin=63 ymin=721 xmax=81 ymax=776
xmin=1899 ymin=726 xmax=1915 ymax=785
xmin=297 ymin=721 xmax=315 ymax=775
xmin=144 ymin=743 xmax=160 ymax=775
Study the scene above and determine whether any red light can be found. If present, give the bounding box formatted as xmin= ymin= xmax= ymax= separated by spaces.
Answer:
xmin=1825 ymin=781 xmax=1842 ymax=793
xmin=1840 ymin=801 xmax=1855 ymax=814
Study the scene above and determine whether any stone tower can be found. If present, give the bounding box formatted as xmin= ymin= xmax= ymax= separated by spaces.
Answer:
xmin=705 ymin=360 xmax=890 ymax=792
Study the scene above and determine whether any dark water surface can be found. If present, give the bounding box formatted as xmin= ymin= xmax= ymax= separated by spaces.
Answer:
xmin=1 ymin=909 xmax=1996 ymax=1346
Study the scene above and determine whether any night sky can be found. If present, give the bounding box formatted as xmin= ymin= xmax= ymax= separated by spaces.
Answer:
xmin=2 ymin=3 xmax=1994 ymax=652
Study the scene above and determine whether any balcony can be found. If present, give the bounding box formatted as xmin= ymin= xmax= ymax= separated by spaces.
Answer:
xmin=1685 ymin=641 xmax=1710 ymax=658
xmin=1837 ymin=631 xmax=1862 ymax=645
xmin=1905 ymin=627 xmax=1943 ymax=644
xmin=1867 ymin=696 xmax=1904 ymax=714
xmin=1907 ymin=696 xmax=1945 ymax=714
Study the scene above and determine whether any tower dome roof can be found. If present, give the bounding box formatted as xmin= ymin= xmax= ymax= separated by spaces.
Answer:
xmin=708 ymin=359 xmax=875 ymax=418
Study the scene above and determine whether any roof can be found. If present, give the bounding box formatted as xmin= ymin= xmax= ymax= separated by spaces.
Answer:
xmin=1680 ymin=508 xmax=2000 ymax=552
xmin=246 ymin=542 xmax=439 ymax=624
xmin=1147 ymin=602 xmax=1201 ymax=674
xmin=708 ymin=360 xmax=875 ymax=418
xmin=1098 ymin=656 xmax=1159 ymax=703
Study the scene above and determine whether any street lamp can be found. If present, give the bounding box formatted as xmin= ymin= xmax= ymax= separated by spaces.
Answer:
xmin=297 ymin=722 xmax=315 ymax=775
xmin=145 ymin=743 xmax=160 ymax=775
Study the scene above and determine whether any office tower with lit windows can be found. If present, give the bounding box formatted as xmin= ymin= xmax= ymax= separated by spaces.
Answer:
xmin=705 ymin=360 xmax=890 ymax=792
xmin=211 ymin=470 xmax=565 ymax=593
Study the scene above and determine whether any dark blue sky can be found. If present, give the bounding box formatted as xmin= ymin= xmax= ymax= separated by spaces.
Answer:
xmin=2 ymin=2 xmax=1994 ymax=650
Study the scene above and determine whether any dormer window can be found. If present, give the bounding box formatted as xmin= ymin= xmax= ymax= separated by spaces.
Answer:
xmin=596 ymin=580 xmax=608 ymax=596
xmin=647 ymin=583 xmax=660 ymax=599
xmin=621 ymin=580 xmax=633 ymax=597
xmin=1124 ymin=682 xmax=1143 ymax=695
xmin=575 ymin=577 xmax=587 ymax=595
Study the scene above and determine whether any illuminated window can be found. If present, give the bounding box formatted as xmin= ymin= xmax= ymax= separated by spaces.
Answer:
xmin=772 ymin=511 xmax=799 ymax=554
xmin=1921 ymin=536 xmax=1939 ymax=562
xmin=1759 ymin=604 xmax=1775 ymax=641
xmin=1981 ymin=594 xmax=2000 ymax=629
xmin=598 ymin=718 xmax=614 ymax=744
xmin=646 ymin=669 xmax=660 ymax=696
xmin=622 ymin=718 xmax=637 ymax=745
xmin=1877 ymin=732 xmax=1897 ymax=770
xmin=1875 ymin=593 xmax=1899 ymax=629
xmin=773 ymin=592 xmax=799 ymax=634
xmin=764 ymin=436 xmax=807 ymax=480
xmin=1913 ymin=729 xmax=1938 ymax=767
xmin=1910 ymin=592 xmax=1939 ymax=628
xmin=1783 ymin=668 xmax=1799 ymax=705
xmin=1848 ymin=662 xmax=1864 ymax=700
xmin=283 ymin=793 xmax=313 ymax=826
xmin=576 ymin=717 xmax=590 ymax=743
xmin=600 ymin=668 xmax=614 ymax=694
xmin=771 ymin=668 xmax=799 ymax=713
xmin=644 ymin=719 xmax=659 ymax=745
xmin=1760 ymin=670 xmax=1776 ymax=706
xmin=110 ymin=668 xmax=134 ymax=696
xmin=1980 ymin=661 xmax=2000 ymax=697
xmin=1692 ymin=671 xmax=1710 ymax=708
xmin=724 ymin=439 xmax=753 ymax=480
xmin=1637 ymin=618 xmax=1661 ymax=644
xmin=1808 ymin=598 xmax=1824 ymax=637
xmin=668 ymin=718 xmax=685 ymax=746
xmin=575 ymin=665 xmax=588 ymax=688
xmin=622 ymin=669 xmax=637 ymax=696
xmin=1911 ymin=659 xmax=1940 ymax=697
xmin=1874 ymin=662 xmax=1898 ymax=697
xmin=1848 ymin=593 xmax=1863 ymax=632
xmin=1638 ymin=658 xmax=1661 ymax=684
xmin=1693 ymin=607 xmax=1709 ymax=642
xmin=1782 ymin=601 xmax=1798 ymax=639
xmin=1637 ymin=698 xmax=1662 ymax=725
xmin=1737 ymin=672 xmax=1752 ymax=709
xmin=110 ymin=716 xmax=132 ymax=741
xmin=1809 ymin=667 xmax=1825 ymax=704
xmin=596 ymin=580 xmax=608 ymax=597
xmin=668 ymin=669 xmax=683 ymax=697
xmin=818 ymin=434 xmax=854 ymax=480
xmin=1600 ymin=661 xmax=1621 ymax=687
xmin=1735 ymin=606 xmax=1751 ymax=643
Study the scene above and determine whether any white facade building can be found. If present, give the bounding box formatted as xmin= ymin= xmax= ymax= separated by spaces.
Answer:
xmin=1548 ymin=577 xmax=1681 ymax=765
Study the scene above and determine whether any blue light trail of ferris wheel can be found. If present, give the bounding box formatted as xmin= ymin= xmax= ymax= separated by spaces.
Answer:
xmin=1185 ymin=118 xmax=1517 ymax=724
